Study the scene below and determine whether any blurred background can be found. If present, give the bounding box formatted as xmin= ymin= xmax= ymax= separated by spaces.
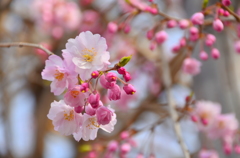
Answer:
xmin=0 ymin=0 xmax=240 ymax=157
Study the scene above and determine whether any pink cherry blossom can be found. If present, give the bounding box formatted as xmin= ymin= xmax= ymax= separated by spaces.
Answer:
xmin=117 ymin=67 xmax=126 ymax=75
xmin=211 ymin=48 xmax=220 ymax=59
xmin=167 ymin=20 xmax=177 ymax=28
xmin=199 ymin=51 xmax=208 ymax=61
xmin=100 ymin=74 xmax=116 ymax=89
xmin=85 ymin=104 xmax=97 ymax=116
xmin=222 ymin=0 xmax=231 ymax=6
xmin=205 ymin=34 xmax=216 ymax=46
xmin=64 ymin=85 xmax=86 ymax=107
xmin=179 ymin=19 xmax=190 ymax=29
xmin=207 ymin=114 xmax=238 ymax=139
xmin=198 ymin=149 xmax=219 ymax=158
xmin=96 ymin=106 xmax=113 ymax=125
xmin=182 ymin=58 xmax=202 ymax=76
xmin=107 ymin=141 xmax=119 ymax=152
xmin=191 ymin=101 xmax=221 ymax=128
xmin=155 ymin=31 xmax=168 ymax=44
xmin=88 ymin=93 xmax=101 ymax=109
xmin=47 ymin=100 xmax=82 ymax=136
xmin=123 ymin=72 xmax=132 ymax=82
xmin=41 ymin=55 xmax=78 ymax=95
xmin=108 ymin=84 xmax=121 ymax=101
xmin=64 ymin=31 xmax=110 ymax=80
xmin=108 ymin=22 xmax=118 ymax=33
xmin=105 ymin=72 xmax=117 ymax=82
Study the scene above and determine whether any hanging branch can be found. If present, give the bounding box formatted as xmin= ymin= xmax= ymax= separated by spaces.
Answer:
xmin=159 ymin=47 xmax=191 ymax=158
xmin=0 ymin=42 xmax=54 ymax=55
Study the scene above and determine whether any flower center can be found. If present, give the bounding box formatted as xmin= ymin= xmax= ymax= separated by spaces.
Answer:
xmin=86 ymin=117 xmax=100 ymax=129
xmin=71 ymin=90 xmax=80 ymax=98
xmin=64 ymin=110 xmax=74 ymax=121
xmin=54 ymin=70 xmax=64 ymax=81
xmin=82 ymin=48 xmax=97 ymax=62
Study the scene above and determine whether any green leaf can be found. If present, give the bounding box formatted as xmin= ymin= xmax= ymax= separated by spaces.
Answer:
xmin=202 ymin=0 xmax=209 ymax=9
xmin=118 ymin=55 xmax=132 ymax=67
xmin=78 ymin=144 xmax=92 ymax=153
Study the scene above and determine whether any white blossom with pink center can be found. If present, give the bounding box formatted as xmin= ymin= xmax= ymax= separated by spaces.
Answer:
xmin=73 ymin=107 xmax=117 ymax=141
xmin=47 ymin=100 xmax=83 ymax=136
xmin=64 ymin=31 xmax=110 ymax=80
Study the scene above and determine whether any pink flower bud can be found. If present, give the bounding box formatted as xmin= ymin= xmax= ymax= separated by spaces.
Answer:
xmin=117 ymin=67 xmax=126 ymax=75
xmin=124 ymin=24 xmax=131 ymax=34
xmin=201 ymin=118 xmax=208 ymax=125
xmin=123 ymin=72 xmax=131 ymax=82
xmin=191 ymin=12 xmax=204 ymax=25
xmin=108 ymin=22 xmax=118 ymax=33
xmin=91 ymin=71 xmax=99 ymax=79
xmin=105 ymin=72 xmax=117 ymax=82
xmin=88 ymin=93 xmax=100 ymax=109
xmin=205 ymin=34 xmax=216 ymax=46
xmin=199 ymin=51 xmax=208 ymax=61
xmin=88 ymin=151 xmax=97 ymax=158
xmin=224 ymin=143 xmax=232 ymax=155
xmin=182 ymin=58 xmax=202 ymax=75
xmin=211 ymin=48 xmax=220 ymax=59
xmin=180 ymin=38 xmax=186 ymax=47
xmin=74 ymin=106 xmax=84 ymax=113
xmin=234 ymin=145 xmax=240 ymax=154
xmin=167 ymin=20 xmax=177 ymax=28
xmin=189 ymin=27 xmax=199 ymax=35
xmin=222 ymin=0 xmax=231 ymax=6
xmin=80 ymin=83 xmax=89 ymax=93
xmin=218 ymin=8 xmax=224 ymax=15
xmin=107 ymin=141 xmax=118 ymax=152
xmin=234 ymin=41 xmax=240 ymax=53
xmin=223 ymin=11 xmax=230 ymax=17
xmin=136 ymin=153 xmax=144 ymax=158
xmin=149 ymin=7 xmax=158 ymax=15
xmin=146 ymin=30 xmax=154 ymax=40
xmin=86 ymin=105 xmax=96 ymax=116
xmin=155 ymin=31 xmax=168 ymax=44
xmin=96 ymin=106 xmax=113 ymax=125
xmin=100 ymin=74 xmax=115 ymax=89
xmin=123 ymin=84 xmax=136 ymax=95
xmin=108 ymin=84 xmax=121 ymax=101
xmin=213 ymin=19 xmax=224 ymax=32
xmin=172 ymin=45 xmax=181 ymax=53
xmin=191 ymin=115 xmax=198 ymax=122
xmin=120 ymin=143 xmax=131 ymax=155
xmin=179 ymin=19 xmax=190 ymax=29
xmin=120 ymin=131 xmax=130 ymax=140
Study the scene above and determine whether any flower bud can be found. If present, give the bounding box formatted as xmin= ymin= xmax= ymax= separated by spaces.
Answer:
xmin=123 ymin=72 xmax=131 ymax=82
xmin=234 ymin=145 xmax=240 ymax=154
xmin=179 ymin=19 xmax=190 ymax=29
xmin=167 ymin=20 xmax=177 ymax=28
xmin=150 ymin=41 xmax=157 ymax=51
xmin=108 ymin=22 xmax=118 ymax=33
xmin=172 ymin=45 xmax=181 ymax=53
xmin=199 ymin=51 xmax=208 ymax=61
xmin=80 ymin=82 xmax=89 ymax=93
xmin=120 ymin=131 xmax=130 ymax=140
xmin=189 ymin=27 xmax=199 ymax=35
xmin=155 ymin=31 xmax=168 ymax=44
xmin=105 ymin=72 xmax=117 ymax=82
xmin=96 ymin=106 xmax=113 ymax=125
xmin=91 ymin=71 xmax=99 ymax=79
xmin=224 ymin=143 xmax=232 ymax=155
xmin=124 ymin=24 xmax=131 ymax=34
xmin=74 ymin=106 xmax=84 ymax=113
xmin=223 ymin=11 xmax=230 ymax=17
xmin=211 ymin=48 xmax=220 ymax=59
xmin=180 ymin=38 xmax=186 ymax=47
xmin=146 ymin=30 xmax=154 ymax=40
xmin=213 ymin=19 xmax=224 ymax=32
xmin=108 ymin=84 xmax=121 ymax=101
xmin=191 ymin=12 xmax=204 ymax=25
xmin=182 ymin=58 xmax=202 ymax=75
xmin=201 ymin=118 xmax=208 ymax=125
xmin=107 ymin=141 xmax=118 ymax=152
xmin=218 ymin=8 xmax=224 ymax=15
xmin=100 ymin=74 xmax=115 ymax=89
xmin=85 ymin=105 xmax=96 ymax=116
xmin=117 ymin=67 xmax=126 ymax=75
xmin=191 ymin=115 xmax=198 ymax=122
xmin=120 ymin=143 xmax=131 ymax=155
xmin=123 ymin=84 xmax=136 ymax=95
xmin=234 ymin=41 xmax=240 ymax=53
xmin=222 ymin=0 xmax=231 ymax=6
xmin=88 ymin=93 xmax=100 ymax=109
xmin=205 ymin=34 xmax=216 ymax=46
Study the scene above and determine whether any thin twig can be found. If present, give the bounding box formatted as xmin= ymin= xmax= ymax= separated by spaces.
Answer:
xmin=159 ymin=47 xmax=190 ymax=158
xmin=0 ymin=42 xmax=54 ymax=55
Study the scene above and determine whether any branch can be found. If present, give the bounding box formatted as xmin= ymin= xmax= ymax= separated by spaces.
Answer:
xmin=0 ymin=42 xmax=54 ymax=55
xmin=159 ymin=47 xmax=190 ymax=158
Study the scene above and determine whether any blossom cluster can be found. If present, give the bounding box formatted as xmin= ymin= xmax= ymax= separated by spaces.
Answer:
xmin=41 ymin=31 xmax=136 ymax=141
xmin=190 ymin=100 xmax=240 ymax=155
xmin=33 ymin=0 xmax=81 ymax=39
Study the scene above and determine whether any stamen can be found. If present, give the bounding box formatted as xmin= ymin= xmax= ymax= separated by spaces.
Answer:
xmin=71 ymin=90 xmax=80 ymax=98
xmin=81 ymin=48 xmax=97 ymax=62
xmin=64 ymin=110 xmax=74 ymax=121
xmin=54 ymin=70 xmax=64 ymax=81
